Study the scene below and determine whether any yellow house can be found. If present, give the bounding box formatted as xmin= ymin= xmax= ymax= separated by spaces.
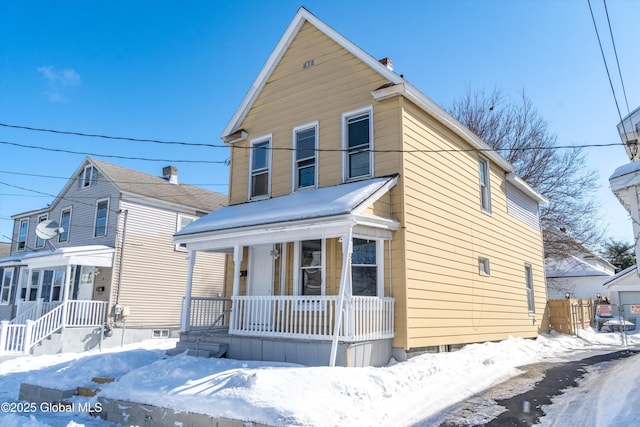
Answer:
xmin=174 ymin=8 xmax=548 ymax=367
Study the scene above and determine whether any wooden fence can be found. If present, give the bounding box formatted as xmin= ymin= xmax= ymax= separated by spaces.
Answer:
xmin=547 ymin=298 xmax=595 ymax=335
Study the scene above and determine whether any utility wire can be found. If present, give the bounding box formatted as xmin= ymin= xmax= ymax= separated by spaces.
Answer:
xmin=587 ymin=0 xmax=632 ymax=143
xmin=603 ymin=0 xmax=632 ymax=119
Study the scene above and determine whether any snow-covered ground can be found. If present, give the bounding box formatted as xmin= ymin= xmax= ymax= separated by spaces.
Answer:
xmin=1 ymin=329 xmax=639 ymax=427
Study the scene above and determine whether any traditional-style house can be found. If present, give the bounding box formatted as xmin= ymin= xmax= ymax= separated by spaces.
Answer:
xmin=545 ymin=247 xmax=615 ymax=300
xmin=0 ymin=157 xmax=226 ymax=355
xmin=173 ymin=8 xmax=548 ymax=367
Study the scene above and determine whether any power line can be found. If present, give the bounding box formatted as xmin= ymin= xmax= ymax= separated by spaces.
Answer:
xmin=603 ymin=0 xmax=632 ymax=118
xmin=0 ymin=140 xmax=228 ymax=164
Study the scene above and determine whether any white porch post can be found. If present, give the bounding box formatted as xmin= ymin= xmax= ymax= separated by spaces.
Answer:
xmin=180 ymin=251 xmax=196 ymax=333
xmin=230 ymin=245 xmax=243 ymax=330
xmin=61 ymin=264 xmax=72 ymax=327
xmin=330 ymin=226 xmax=353 ymax=367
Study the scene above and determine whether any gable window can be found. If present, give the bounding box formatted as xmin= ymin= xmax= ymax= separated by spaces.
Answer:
xmin=293 ymin=123 xmax=318 ymax=190
xmin=17 ymin=219 xmax=29 ymax=251
xmin=298 ymin=240 xmax=324 ymax=295
xmin=343 ymin=107 xmax=373 ymax=180
xmin=176 ymin=214 xmax=195 ymax=251
xmin=1 ymin=267 xmax=14 ymax=305
xmin=478 ymin=257 xmax=491 ymax=276
xmin=249 ymin=137 xmax=271 ymax=200
xmin=525 ymin=264 xmax=535 ymax=314
xmin=59 ymin=208 xmax=71 ymax=243
xmin=352 ymin=238 xmax=379 ymax=296
xmin=35 ymin=214 xmax=48 ymax=248
xmin=94 ymin=199 xmax=109 ymax=237
xmin=479 ymin=157 xmax=492 ymax=213
xmin=79 ymin=165 xmax=98 ymax=189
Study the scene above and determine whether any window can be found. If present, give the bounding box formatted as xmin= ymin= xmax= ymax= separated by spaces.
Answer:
xmin=479 ymin=157 xmax=491 ymax=213
xmin=249 ymin=137 xmax=271 ymax=199
xmin=27 ymin=270 xmax=40 ymax=301
xmin=94 ymin=199 xmax=109 ymax=237
xmin=1 ymin=268 xmax=14 ymax=305
xmin=17 ymin=219 xmax=28 ymax=251
xmin=293 ymin=124 xmax=317 ymax=190
xmin=352 ymin=238 xmax=378 ymax=296
xmin=343 ymin=108 xmax=373 ymax=180
xmin=525 ymin=264 xmax=535 ymax=314
xmin=478 ymin=257 xmax=490 ymax=276
xmin=299 ymin=240 xmax=323 ymax=295
xmin=35 ymin=214 xmax=48 ymax=249
xmin=176 ymin=214 xmax=195 ymax=251
xmin=59 ymin=208 xmax=71 ymax=243
xmin=79 ymin=165 xmax=98 ymax=189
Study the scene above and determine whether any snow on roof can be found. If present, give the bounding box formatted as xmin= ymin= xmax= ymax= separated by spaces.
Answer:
xmin=603 ymin=265 xmax=637 ymax=287
xmin=610 ymin=161 xmax=640 ymax=181
xmin=176 ymin=176 xmax=395 ymax=237
xmin=545 ymin=255 xmax=613 ymax=279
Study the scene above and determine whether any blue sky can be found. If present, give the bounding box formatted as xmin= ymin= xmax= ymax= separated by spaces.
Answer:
xmin=1 ymin=0 xmax=638 ymax=247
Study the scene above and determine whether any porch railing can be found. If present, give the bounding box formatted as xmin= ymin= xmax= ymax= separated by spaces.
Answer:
xmin=185 ymin=297 xmax=232 ymax=331
xmin=11 ymin=300 xmax=61 ymax=324
xmin=1 ymin=300 xmax=108 ymax=355
xmin=228 ymin=295 xmax=394 ymax=342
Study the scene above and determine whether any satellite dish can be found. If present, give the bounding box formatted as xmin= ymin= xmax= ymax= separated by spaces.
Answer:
xmin=36 ymin=220 xmax=63 ymax=241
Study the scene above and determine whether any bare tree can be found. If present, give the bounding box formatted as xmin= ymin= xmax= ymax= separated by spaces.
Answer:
xmin=449 ymin=88 xmax=603 ymax=258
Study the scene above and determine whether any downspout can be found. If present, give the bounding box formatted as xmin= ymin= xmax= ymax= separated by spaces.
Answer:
xmin=330 ymin=225 xmax=353 ymax=367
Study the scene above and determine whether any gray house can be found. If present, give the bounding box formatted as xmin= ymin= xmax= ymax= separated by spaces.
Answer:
xmin=0 ymin=157 xmax=226 ymax=355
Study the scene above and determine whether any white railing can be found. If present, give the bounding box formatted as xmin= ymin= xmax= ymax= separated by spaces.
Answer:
xmin=186 ymin=297 xmax=232 ymax=330
xmin=11 ymin=300 xmax=61 ymax=324
xmin=1 ymin=300 xmax=108 ymax=355
xmin=228 ymin=295 xmax=394 ymax=342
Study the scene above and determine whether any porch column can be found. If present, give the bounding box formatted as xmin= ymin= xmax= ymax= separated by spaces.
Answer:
xmin=330 ymin=226 xmax=353 ymax=367
xmin=180 ymin=251 xmax=196 ymax=333
xmin=61 ymin=264 xmax=72 ymax=327
xmin=230 ymin=245 xmax=243 ymax=331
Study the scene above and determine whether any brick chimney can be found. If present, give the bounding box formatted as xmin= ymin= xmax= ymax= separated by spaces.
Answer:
xmin=162 ymin=165 xmax=178 ymax=184
xmin=379 ymin=57 xmax=393 ymax=71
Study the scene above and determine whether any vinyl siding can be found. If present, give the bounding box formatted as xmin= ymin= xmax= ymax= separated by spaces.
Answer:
xmin=506 ymin=182 xmax=541 ymax=230
xmin=400 ymin=100 xmax=546 ymax=349
xmin=112 ymin=200 xmax=225 ymax=327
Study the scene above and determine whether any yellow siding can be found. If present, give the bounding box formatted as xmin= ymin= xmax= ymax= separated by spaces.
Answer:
xmin=400 ymin=100 xmax=546 ymax=349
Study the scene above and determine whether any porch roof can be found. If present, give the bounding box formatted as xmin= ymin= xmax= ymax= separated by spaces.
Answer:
xmin=175 ymin=175 xmax=398 ymax=249
xmin=0 ymin=245 xmax=115 ymax=269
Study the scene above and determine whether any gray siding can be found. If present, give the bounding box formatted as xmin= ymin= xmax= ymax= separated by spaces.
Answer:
xmin=112 ymin=199 xmax=225 ymax=328
xmin=506 ymin=182 xmax=541 ymax=230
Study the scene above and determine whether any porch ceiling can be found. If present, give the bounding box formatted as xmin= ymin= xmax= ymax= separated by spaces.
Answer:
xmin=175 ymin=175 xmax=399 ymax=251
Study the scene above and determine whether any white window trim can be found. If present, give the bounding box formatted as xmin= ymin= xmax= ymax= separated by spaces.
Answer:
xmin=35 ymin=214 xmax=48 ymax=249
xmin=293 ymin=239 xmax=326 ymax=296
xmin=479 ymin=157 xmax=492 ymax=214
xmin=525 ymin=263 xmax=535 ymax=315
xmin=1 ymin=267 xmax=15 ymax=305
xmin=175 ymin=214 xmax=196 ymax=252
xmin=17 ymin=219 xmax=29 ymax=252
xmin=351 ymin=237 xmax=384 ymax=296
xmin=291 ymin=121 xmax=319 ymax=192
xmin=478 ymin=256 xmax=491 ymax=276
xmin=80 ymin=165 xmax=97 ymax=189
xmin=93 ymin=198 xmax=110 ymax=238
xmin=58 ymin=207 xmax=72 ymax=243
xmin=342 ymin=106 xmax=374 ymax=182
xmin=248 ymin=134 xmax=272 ymax=201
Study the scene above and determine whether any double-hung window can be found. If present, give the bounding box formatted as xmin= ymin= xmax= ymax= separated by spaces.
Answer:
xmin=298 ymin=240 xmax=324 ymax=296
xmin=59 ymin=208 xmax=71 ymax=243
xmin=249 ymin=137 xmax=271 ymax=200
xmin=1 ymin=267 xmax=14 ymax=304
xmin=478 ymin=257 xmax=491 ymax=276
xmin=79 ymin=165 xmax=98 ymax=189
xmin=17 ymin=219 xmax=28 ymax=251
xmin=525 ymin=264 xmax=535 ymax=314
xmin=94 ymin=199 xmax=109 ymax=237
xmin=352 ymin=238 xmax=379 ymax=296
xmin=344 ymin=108 xmax=373 ymax=180
xmin=293 ymin=123 xmax=317 ymax=190
xmin=35 ymin=214 xmax=48 ymax=248
xmin=479 ymin=157 xmax=492 ymax=213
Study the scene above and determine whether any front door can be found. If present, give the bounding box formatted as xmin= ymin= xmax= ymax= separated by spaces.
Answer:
xmin=247 ymin=244 xmax=274 ymax=330
xmin=76 ymin=266 xmax=95 ymax=300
